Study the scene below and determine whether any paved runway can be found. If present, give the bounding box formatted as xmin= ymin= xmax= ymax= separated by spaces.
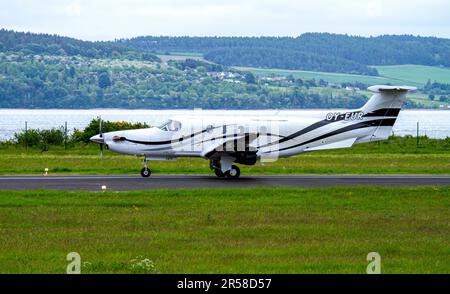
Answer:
xmin=0 ymin=174 xmax=449 ymax=191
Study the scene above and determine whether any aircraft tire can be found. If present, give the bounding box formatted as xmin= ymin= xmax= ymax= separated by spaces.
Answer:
xmin=140 ymin=167 xmax=152 ymax=177
xmin=214 ymin=168 xmax=225 ymax=178
xmin=225 ymin=165 xmax=240 ymax=179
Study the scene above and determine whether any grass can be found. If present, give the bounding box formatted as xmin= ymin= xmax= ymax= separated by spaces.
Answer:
xmin=0 ymin=186 xmax=448 ymax=273
xmin=238 ymin=64 xmax=450 ymax=88
xmin=0 ymin=136 xmax=448 ymax=175
xmin=157 ymin=53 xmax=206 ymax=63
xmin=235 ymin=66 xmax=415 ymax=86
xmin=373 ymin=65 xmax=450 ymax=86
xmin=306 ymin=86 xmax=449 ymax=108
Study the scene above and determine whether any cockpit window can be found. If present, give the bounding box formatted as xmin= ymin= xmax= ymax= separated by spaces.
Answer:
xmin=158 ymin=119 xmax=182 ymax=132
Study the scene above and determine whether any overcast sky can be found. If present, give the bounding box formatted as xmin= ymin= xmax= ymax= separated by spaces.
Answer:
xmin=1 ymin=0 xmax=449 ymax=41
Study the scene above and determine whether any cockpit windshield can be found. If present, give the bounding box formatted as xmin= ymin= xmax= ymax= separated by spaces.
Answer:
xmin=158 ymin=119 xmax=182 ymax=132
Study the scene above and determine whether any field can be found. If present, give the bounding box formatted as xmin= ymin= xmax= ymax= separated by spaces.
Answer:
xmin=235 ymin=66 xmax=408 ymax=86
xmin=373 ymin=65 xmax=450 ymax=86
xmin=0 ymin=136 xmax=449 ymax=175
xmin=0 ymin=186 xmax=448 ymax=274
xmin=157 ymin=52 xmax=206 ymax=63
xmin=237 ymin=64 xmax=450 ymax=88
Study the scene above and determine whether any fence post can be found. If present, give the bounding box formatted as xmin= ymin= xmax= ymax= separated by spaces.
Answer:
xmin=25 ymin=121 xmax=28 ymax=151
xmin=416 ymin=121 xmax=419 ymax=148
xmin=64 ymin=121 xmax=68 ymax=150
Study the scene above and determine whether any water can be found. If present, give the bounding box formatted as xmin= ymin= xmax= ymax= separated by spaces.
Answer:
xmin=0 ymin=109 xmax=449 ymax=141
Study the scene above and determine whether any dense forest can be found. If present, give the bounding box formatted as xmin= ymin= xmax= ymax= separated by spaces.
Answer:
xmin=204 ymin=47 xmax=378 ymax=75
xmin=0 ymin=29 xmax=159 ymax=61
xmin=123 ymin=34 xmax=450 ymax=74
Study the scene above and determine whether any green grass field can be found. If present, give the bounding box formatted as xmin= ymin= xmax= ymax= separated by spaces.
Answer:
xmin=0 ymin=186 xmax=448 ymax=273
xmin=0 ymin=136 xmax=448 ymax=175
xmin=373 ymin=65 xmax=450 ymax=86
xmin=238 ymin=64 xmax=450 ymax=88
xmin=235 ymin=66 xmax=406 ymax=86
xmin=157 ymin=52 xmax=206 ymax=63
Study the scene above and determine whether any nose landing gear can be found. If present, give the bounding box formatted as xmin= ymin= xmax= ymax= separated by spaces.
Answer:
xmin=140 ymin=167 xmax=151 ymax=177
xmin=140 ymin=157 xmax=152 ymax=177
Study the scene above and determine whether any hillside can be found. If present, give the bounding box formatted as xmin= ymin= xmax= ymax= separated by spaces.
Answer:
xmin=122 ymin=34 xmax=450 ymax=75
xmin=0 ymin=29 xmax=449 ymax=109
xmin=0 ymin=52 xmax=372 ymax=109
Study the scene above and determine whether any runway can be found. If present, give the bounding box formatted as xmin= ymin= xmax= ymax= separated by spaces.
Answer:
xmin=0 ymin=174 xmax=449 ymax=191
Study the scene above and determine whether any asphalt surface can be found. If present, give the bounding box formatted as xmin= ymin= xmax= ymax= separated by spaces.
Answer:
xmin=0 ymin=174 xmax=449 ymax=191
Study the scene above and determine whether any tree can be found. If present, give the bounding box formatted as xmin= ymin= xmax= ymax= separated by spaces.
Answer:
xmin=98 ymin=71 xmax=111 ymax=88
xmin=68 ymin=66 xmax=76 ymax=78
xmin=428 ymin=94 xmax=435 ymax=101
xmin=244 ymin=72 xmax=256 ymax=84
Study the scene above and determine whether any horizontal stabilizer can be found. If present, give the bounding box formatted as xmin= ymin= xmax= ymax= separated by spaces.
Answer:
xmin=367 ymin=85 xmax=417 ymax=93
xmin=306 ymin=137 xmax=357 ymax=152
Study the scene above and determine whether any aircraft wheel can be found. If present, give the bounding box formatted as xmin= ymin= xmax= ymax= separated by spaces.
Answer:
xmin=214 ymin=168 xmax=225 ymax=178
xmin=140 ymin=167 xmax=152 ymax=178
xmin=225 ymin=165 xmax=240 ymax=179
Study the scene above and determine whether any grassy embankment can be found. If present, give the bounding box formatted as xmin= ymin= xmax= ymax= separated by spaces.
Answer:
xmin=0 ymin=136 xmax=448 ymax=175
xmin=0 ymin=186 xmax=448 ymax=273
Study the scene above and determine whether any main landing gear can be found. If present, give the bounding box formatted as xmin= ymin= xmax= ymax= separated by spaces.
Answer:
xmin=210 ymin=158 xmax=241 ymax=179
xmin=140 ymin=157 xmax=152 ymax=178
xmin=140 ymin=156 xmax=241 ymax=179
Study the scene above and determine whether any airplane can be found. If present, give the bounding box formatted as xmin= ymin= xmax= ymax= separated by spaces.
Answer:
xmin=90 ymin=85 xmax=416 ymax=178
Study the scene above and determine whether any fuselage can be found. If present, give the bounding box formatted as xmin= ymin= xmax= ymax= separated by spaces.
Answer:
xmin=93 ymin=109 xmax=381 ymax=160
xmin=90 ymin=85 xmax=416 ymax=178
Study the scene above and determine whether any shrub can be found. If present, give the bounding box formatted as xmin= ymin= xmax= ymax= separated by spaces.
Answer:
xmin=76 ymin=117 xmax=149 ymax=143
xmin=14 ymin=127 xmax=65 ymax=148
xmin=40 ymin=127 xmax=65 ymax=145
xmin=14 ymin=129 xmax=41 ymax=147
xmin=12 ymin=119 xmax=150 ymax=146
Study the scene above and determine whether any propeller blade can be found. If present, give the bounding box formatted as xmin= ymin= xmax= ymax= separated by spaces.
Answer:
xmin=99 ymin=116 xmax=103 ymax=138
xmin=100 ymin=143 xmax=103 ymax=159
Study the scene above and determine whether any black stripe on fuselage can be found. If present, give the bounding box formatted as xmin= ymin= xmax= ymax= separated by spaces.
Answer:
xmin=143 ymin=132 xmax=284 ymax=152
xmin=124 ymin=126 xmax=222 ymax=145
xmin=364 ymin=108 xmax=401 ymax=117
xmin=125 ymin=109 xmax=399 ymax=151
xmin=269 ymin=118 xmax=396 ymax=153
xmin=125 ymin=125 xmax=284 ymax=147
xmin=259 ymin=108 xmax=400 ymax=149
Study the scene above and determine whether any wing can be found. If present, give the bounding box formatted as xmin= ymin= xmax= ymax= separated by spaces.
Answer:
xmin=201 ymin=132 xmax=259 ymax=158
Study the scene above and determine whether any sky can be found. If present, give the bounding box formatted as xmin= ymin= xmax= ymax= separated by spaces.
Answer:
xmin=1 ymin=0 xmax=449 ymax=41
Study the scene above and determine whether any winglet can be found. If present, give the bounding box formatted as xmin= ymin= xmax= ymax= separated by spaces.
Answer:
xmin=367 ymin=85 xmax=417 ymax=93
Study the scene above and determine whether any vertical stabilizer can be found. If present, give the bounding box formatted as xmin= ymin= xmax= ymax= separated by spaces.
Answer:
xmin=357 ymin=85 xmax=416 ymax=143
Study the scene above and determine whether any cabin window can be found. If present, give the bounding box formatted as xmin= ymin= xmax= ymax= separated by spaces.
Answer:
xmin=206 ymin=125 xmax=214 ymax=133
xmin=159 ymin=120 xmax=182 ymax=132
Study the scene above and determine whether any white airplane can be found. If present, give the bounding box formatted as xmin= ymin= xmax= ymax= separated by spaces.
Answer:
xmin=91 ymin=85 xmax=415 ymax=178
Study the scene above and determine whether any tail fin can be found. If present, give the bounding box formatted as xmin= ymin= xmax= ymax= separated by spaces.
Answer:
xmin=356 ymin=85 xmax=416 ymax=143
